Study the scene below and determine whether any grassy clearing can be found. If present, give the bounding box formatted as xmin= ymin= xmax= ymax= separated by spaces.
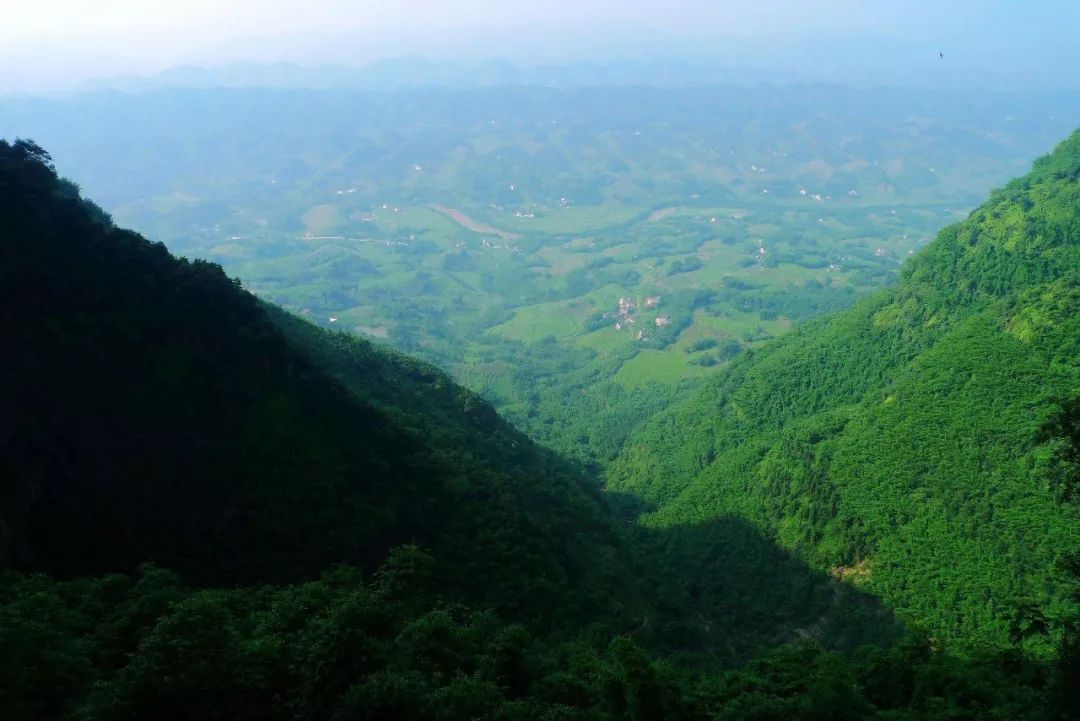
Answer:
xmin=614 ymin=349 xmax=705 ymax=387
xmin=578 ymin=326 xmax=635 ymax=354
xmin=487 ymin=300 xmax=582 ymax=342
xmin=536 ymin=245 xmax=594 ymax=274
xmin=497 ymin=204 xmax=643 ymax=233
xmin=381 ymin=207 xmax=467 ymax=239
xmin=302 ymin=204 xmax=342 ymax=234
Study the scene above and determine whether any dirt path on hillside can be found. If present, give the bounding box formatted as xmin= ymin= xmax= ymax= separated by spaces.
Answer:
xmin=646 ymin=206 xmax=678 ymax=222
xmin=430 ymin=204 xmax=523 ymax=241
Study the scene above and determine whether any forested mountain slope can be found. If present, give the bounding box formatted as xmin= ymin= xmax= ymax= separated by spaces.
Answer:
xmin=611 ymin=129 xmax=1080 ymax=655
xmin=0 ymin=138 xmax=634 ymax=624
xmin=3 ymin=134 xmax=1080 ymax=719
xmin=0 ymin=138 xmax=924 ymax=721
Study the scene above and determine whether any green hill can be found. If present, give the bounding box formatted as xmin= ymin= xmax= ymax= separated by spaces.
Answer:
xmin=610 ymin=129 xmax=1080 ymax=656
xmin=0 ymin=138 xmax=634 ymax=625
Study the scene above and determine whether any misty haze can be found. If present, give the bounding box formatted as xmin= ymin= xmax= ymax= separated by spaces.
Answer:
xmin=2 ymin=2 xmax=1080 ymax=719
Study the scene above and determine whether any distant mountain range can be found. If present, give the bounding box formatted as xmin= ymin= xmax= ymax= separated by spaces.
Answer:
xmin=65 ymin=57 xmax=803 ymax=95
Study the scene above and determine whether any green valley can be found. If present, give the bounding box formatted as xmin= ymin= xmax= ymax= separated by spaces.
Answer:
xmin=5 ymin=86 xmax=1078 ymax=464
xmin=3 ymin=86 xmax=1080 ymax=719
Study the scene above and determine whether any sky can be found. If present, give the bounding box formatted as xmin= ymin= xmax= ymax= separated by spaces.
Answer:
xmin=1 ymin=0 xmax=1078 ymax=93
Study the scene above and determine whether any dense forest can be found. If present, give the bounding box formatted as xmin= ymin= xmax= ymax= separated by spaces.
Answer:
xmin=611 ymin=130 xmax=1080 ymax=658
xmin=2 ymin=131 xmax=1080 ymax=719
xmin=0 ymin=137 xmax=638 ymax=623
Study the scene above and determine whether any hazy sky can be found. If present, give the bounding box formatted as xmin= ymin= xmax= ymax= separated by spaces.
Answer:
xmin=2 ymin=1 xmax=1078 ymax=92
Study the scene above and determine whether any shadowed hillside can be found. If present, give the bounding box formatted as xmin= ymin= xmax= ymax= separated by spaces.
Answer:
xmin=0 ymin=138 xmax=636 ymax=628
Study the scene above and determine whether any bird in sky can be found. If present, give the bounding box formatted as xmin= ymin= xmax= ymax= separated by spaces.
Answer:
xmin=940 ymin=51 xmax=944 ymax=58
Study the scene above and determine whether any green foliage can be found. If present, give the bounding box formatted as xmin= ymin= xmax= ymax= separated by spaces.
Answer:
xmin=0 ymin=562 xmax=1059 ymax=721
xmin=667 ymin=257 xmax=702 ymax=276
xmin=610 ymin=130 xmax=1080 ymax=657
xmin=0 ymin=138 xmax=636 ymax=629
xmin=4 ymin=125 xmax=1080 ymax=720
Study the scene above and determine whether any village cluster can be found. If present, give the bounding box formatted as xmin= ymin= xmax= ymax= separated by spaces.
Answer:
xmin=601 ymin=295 xmax=670 ymax=342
